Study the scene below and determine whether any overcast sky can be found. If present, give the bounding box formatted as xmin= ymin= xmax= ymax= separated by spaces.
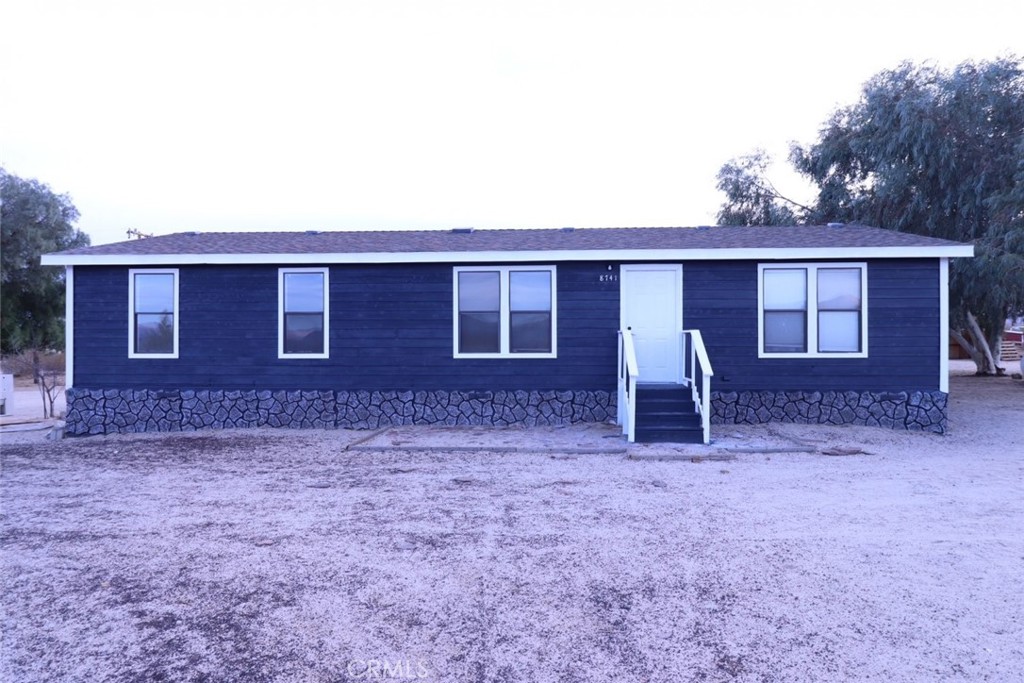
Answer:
xmin=2 ymin=0 xmax=1021 ymax=247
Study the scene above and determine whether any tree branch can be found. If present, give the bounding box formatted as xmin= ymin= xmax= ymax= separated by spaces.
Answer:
xmin=949 ymin=327 xmax=978 ymax=359
xmin=967 ymin=310 xmax=1001 ymax=374
xmin=760 ymin=177 xmax=815 ymax=214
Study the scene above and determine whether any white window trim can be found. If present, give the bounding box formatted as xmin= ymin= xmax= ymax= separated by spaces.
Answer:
xmin=453 ymin=265 xmax=558 ymax=359
xmin=128 ymin=268 xmax=179 ymax=359
xmin=65 ymin=266 xmax=75 ymax=385
xmin=278 ymin=267 xmax=330 ymax=359
xmin=757 ymin=262 xmax=868 ymax=359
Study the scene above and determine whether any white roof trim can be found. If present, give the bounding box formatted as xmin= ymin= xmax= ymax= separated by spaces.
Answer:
xmin=41 ymin=244 xmax=974 ymax=266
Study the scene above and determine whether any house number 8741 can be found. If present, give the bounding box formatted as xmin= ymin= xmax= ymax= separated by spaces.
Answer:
xmin=599 ymin=274 xmax=618 ymax=282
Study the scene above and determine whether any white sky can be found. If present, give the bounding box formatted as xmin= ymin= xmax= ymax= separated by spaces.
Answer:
xmin=2 ymin=0 xmax=1021 ymax=247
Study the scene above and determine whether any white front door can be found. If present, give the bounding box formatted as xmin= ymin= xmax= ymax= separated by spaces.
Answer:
xmin=620 ymin=264 xmax=682 ymax=382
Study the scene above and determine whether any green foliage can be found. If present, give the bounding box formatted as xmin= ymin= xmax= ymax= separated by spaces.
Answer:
xmin=791 ymin=59 xmax=1023 ymax=237
xmin=1 ymin=168 xmax=90 ymax=353
xmin=717 ymin=56 xmax=1024 ymax=370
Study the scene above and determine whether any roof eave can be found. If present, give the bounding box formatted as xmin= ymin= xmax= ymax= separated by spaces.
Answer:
xmin=40 ymin=244 xmax=975 ymax=267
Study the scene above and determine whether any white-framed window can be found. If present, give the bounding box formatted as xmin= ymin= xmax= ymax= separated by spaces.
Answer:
xmin=453 ymin=266 xmax=557 ymax=358
xmin=758 ymin=262 xmax=867 ymax=358
xmin=279 ymin=267 xmax=329 ymax=359
xmin=128 ymin=268 xmax=179 ymax=358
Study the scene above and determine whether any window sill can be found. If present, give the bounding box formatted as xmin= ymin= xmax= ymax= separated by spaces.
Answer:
xmin=454 ymin=352 xmax=557 ymax=360
xmin=759 ymin=351 xmax=868 ymax=359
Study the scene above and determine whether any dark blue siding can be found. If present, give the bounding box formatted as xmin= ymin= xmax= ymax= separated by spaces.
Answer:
xmin=73 ymin=263 xmax=620 ymax=391
xmin=73 ymin=258 xmax=941 ymax=394
xmin=683 ymin=259 xmax=940 ymax=392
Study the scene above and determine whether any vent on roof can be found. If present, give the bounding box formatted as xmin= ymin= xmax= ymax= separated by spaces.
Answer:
xmin=827 ymin=222 xmax=845 ymax=228
xmin=451 ymin=227 xmax=475 ymax=234
xmin=305 ymin=230 xmax=322 ymax=235
xmin=560 ymin=226 xmax=576 ymax=232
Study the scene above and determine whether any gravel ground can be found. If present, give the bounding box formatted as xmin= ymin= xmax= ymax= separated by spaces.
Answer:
xmin=1 ymin=371 xmax=1022 ymax=682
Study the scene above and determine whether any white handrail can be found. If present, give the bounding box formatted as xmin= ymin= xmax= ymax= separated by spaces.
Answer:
xmin=683 ymin=329 xmax=715 ymax=444
xmin=618 ymin=329 xmax=640 ymax=443
xmin=622 ymin=330 xmax=639 ymax=380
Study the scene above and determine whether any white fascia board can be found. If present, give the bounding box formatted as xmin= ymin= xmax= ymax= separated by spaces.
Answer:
xmin=65 ymin=266 xmax=74 ymax=388
xmin=40 ymin=244 xmax=975 ymax=267
xmin=939 ymin=258 xmax=950 ymax=394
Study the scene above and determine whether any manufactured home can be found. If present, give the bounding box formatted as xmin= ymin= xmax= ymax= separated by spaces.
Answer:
xmin=42 ymin=225 xmax=972 ymax=442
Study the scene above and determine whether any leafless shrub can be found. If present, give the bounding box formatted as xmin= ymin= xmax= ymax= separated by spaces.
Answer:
xmin=3 ymin=350 xmax=65 ymax=418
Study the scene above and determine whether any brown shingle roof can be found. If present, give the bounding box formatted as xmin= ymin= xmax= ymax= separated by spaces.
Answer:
xmin=48 ymin=225 xmax=968 ymax=259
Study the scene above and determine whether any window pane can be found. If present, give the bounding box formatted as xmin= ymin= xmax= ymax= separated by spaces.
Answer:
xmin=765 ymin=270 xmax=802 ymax=309
xmin=136 ymin=313 xmax=174 ymax=354
xmin=285 ymin=273 xmax=324 ymax=313
xmin=763 ymin=269 xmax=807 ymax=310
xmin=764 ymin=311 xmax=806 ymax=353
xmin=510 ymin=312 xmax=551 ymax=353
xmin=510 ymin=271 xmax=551 ymax=312
xmin=458 ymin=271 xmax=500 ymax=312
xmin=459 ymin=312 xmax=500 ymax=353
xmin=819 ymin=311 xmax=861 ymax=353
xmin=818 ymin=268 xmax=861 ymax=310
xmin=134 ymin=273 xmax=174 ymax=313
xmin=284 ymin=313 xmax=324 ymax=354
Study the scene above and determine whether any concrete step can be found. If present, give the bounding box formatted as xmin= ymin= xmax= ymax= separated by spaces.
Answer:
xmin=634 ymin=426 xmax=705 ymax=443
xmin=635 ymin=412 xmax=702 ymax=428
xmin=636 ymin=398 xmax=697 ymax=413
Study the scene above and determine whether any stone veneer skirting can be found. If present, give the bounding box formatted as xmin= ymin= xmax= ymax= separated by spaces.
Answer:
xmin=711 ymin=389 xmax=948 ymax=434
xmin=64 ymin=387 xmax=948 ymax=436
xmin=64 ymin=388 xmax=616 ymax=436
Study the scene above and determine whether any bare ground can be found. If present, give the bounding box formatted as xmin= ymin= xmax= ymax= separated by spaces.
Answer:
xmin=1 ymin=373 xmax=1022 ymax=682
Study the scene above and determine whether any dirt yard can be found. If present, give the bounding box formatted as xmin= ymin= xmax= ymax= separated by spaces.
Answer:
xmin=1 ymin=372 xmax=1021 ymax=682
